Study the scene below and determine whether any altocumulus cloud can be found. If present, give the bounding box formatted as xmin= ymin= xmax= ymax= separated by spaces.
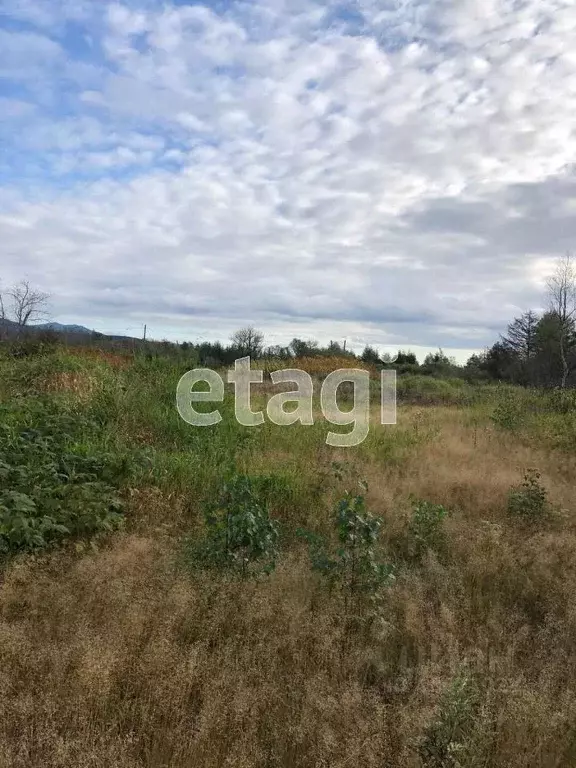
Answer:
xmin=1 ymin=0 xmax=576 ymax=359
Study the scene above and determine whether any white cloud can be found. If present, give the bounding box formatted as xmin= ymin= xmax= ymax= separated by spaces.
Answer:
xmin=0 ymin=96 xmax=36 ymax=118
xmin=0 ymin=28 xmax=62 ymax=78
xmin=1 ymin=0 xmax=576 ymax=357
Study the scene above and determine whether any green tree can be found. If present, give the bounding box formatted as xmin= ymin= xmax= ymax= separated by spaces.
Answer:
xmin=501 ymin=310 xmax=539 ymax=360
xmin=479 ymin=342 xmax=516 ymax=381
xmin=360 ymin=345 xmax=381 ymax=365
xmin=500 ymin=310 xmax=540 ymax=384
xmin=289 ymin=338 xmax=319 ymax=357
xmin=422 ymin=349 xmax=458 ymax=377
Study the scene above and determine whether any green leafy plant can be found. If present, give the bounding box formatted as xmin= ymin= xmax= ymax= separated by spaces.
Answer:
xmin=299 ymin=483 xmax=395 ymax=595
xmin=507 ymin=469 xmax=549 ymax=523
xmin=490 ymin=390 xmax=523 ymax=431
xmin=417 ymin=669 xmax=480 ymax=767
xmin=185 ymin=473 xmax=280 ymax=578
xmin=0 ymin=424 xmax=124 ymax=555
xmin=406 ymin=498 xmax=449 ymax=562
xmin=545 ymin=387 xmax=576 ymax=414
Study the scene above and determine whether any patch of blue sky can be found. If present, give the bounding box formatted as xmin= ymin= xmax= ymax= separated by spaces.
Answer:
xmin=0 ymin=79 xmax=31 ymax=101
xmin=324 ymin=3 xmax=367 ymax=35
xmin=0 ymin=134 xmax=192 ymax=189
xmin=170 ymin=0 xmax=237 ymax=10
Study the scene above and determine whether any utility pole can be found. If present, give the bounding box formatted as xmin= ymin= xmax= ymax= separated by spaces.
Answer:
xmin=143 ymin=324 xmax=147 ymax=341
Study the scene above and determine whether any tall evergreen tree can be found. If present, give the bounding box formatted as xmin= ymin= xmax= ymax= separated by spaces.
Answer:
xmin=501 ymin=310 xmax=539 ymax=360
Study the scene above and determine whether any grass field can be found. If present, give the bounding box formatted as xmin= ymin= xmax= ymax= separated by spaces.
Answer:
xmin=1 ymin=348 xmax=576 ymax=767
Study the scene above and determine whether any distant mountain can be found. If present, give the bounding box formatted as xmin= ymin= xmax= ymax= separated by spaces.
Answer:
xmin=35 ymin=322 xmax=94 ymax=335
xmin=0 ymin=319 xmax=141 ymax=344
xmin=0 ymin=319 xmax=94 ymax=337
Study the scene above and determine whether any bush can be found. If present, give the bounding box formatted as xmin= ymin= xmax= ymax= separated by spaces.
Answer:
xmin=543 ymin=387 xmax=576 ymax=415
xmin=298 ymin=483 xmax=395 ymax=596
xmin=4 ymin=331 xmax=60 ymax=359
xmin=0 ymin=424 xmax=124 ymax=555
xmin=417 ymin=670 xmax=480 ymax=767
xmin=491 ymin=390 xmax=524 ymax=430
xmin=507 ymin=469 xmax=549 ymax=523
xmin=184 ymin=473 xmax=280 ymax=578
xmin=406 ymin=498 xmax=449 ymax=562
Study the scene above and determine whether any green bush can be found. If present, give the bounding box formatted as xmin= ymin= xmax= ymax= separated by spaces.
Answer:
xmin=184 ymin=473 xmax=280 ymax=578
xmin=406 ymin=498 xmax=449 ymax=562
xmin=507 ymin=469 xmax=549 ymax=523
xmin=490 ymin=390 xmax=524 ymax=430
xmin=4 ymin=331 xmax=60 ymax=360
xmin=543 ymin=387 xmax=576 ymax=415
xmin=298 ymin=483 xmax=395 ymax=595
xmin=0 ymin=424 xmax=124 ymax=555
xmin=417 ymin=670 xmax=480 ymax=767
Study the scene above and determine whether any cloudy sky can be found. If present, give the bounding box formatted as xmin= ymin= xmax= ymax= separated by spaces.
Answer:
xmin=1 ymin=0 xmax=575 ymax=360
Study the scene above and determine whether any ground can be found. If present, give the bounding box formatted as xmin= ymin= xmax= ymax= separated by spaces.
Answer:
xmin=1 ymin=348 xmax=575 ymax=767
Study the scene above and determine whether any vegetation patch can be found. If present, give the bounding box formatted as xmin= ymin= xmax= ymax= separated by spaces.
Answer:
xmin=0 ymin=419 xmax=124 ymax=555
xmin=298 ymin=483 xmax=395 ymax=596
xmin=182 ymin=472 xmax=280 ymax=578
xmin=507 ymin=469 xmax=551 ymax=524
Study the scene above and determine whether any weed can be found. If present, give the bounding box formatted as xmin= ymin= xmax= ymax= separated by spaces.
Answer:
xmin=545 ymin=387 xmax=576 ymax=414
xmin=491 ymin=390 xmax=524 ymax=431
xmin=299 ymin=483 xmax=395 ymax=595
xmin=0 ymin=424 xmax=123 ymax=555
xmin=183 ymin=473 xmax=280 ymax=578
xmin=507 ymin=469 xmax=549 ymax=523
xmin=406 ymin=498 xmax=449 ymax=562
xmin=417 ymin=669 xmax=480 ymax=767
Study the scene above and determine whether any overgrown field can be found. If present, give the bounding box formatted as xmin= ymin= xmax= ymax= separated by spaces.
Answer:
xmin=1 ymin=347 xmax=576 ymax=767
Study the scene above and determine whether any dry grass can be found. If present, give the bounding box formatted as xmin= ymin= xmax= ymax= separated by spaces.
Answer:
xmin=1 ymin=405 xmax=576 ymax=766
xmin=40 ymin=371 xmax=100 ymax=401
xmin=69 ymin=348 xmax=133 ymax=369
xmin=258 ymin=356 xmax=379 ymax=377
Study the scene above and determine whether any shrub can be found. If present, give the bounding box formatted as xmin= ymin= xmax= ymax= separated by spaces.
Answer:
xmin=298 ymin=483 xmax=395 ymax=596
xmin=544 ymin=387 xmax=576 ymax=414
xmin=184 ymin=473 xmax=280 ymax=578
xmin=507 ymin=469 xmax=549 ymax=523
xmin=406 ymin=498 xmax=449 ymax=562
xmin=491 ymin=390 xmax=524 ymax=430
xmin=4 ymin=331 xmax=60 ymax=359
xmin=0 ymin=424 xmax=123 ymax=555
xmin=417 ymin=670 xmax=480 ymax=767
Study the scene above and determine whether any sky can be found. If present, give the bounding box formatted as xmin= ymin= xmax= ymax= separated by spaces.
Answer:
xmin=1 ymin=0 xmax=576 ymax=361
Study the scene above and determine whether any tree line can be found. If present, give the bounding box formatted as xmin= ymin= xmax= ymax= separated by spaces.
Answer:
xmin=184 ymin=253 xmax=576 ymax=388
xmin=466 ymin=253 xmax=576 ymax=388
xmin=3 ymin=253 xmax=576 ymax=388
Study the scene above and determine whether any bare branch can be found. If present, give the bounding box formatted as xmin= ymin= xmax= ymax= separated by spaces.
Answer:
xmin=545 ymin=252 xmax=576 ymax=387
xmin=546 ymin=251 xmax=576 ymax=322
xmin=8 ymin=280 xmax=50 ymax=329
xmin=230 ymin=326 xmax=264 ymax=359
